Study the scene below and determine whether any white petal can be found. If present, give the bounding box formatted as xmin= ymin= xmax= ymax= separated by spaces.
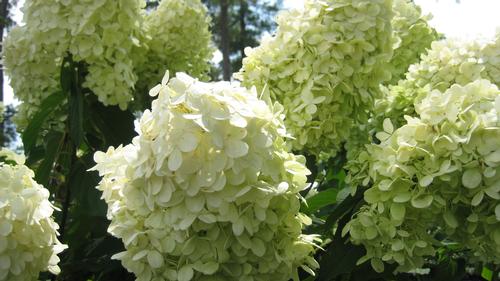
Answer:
xmin=168 ymin=149 xmax=183 ymax=171
xmin=147 ymin=250 xmax=164 ymax=268
xmin=225 ymin=139 xmax=249 ymax=158
xmin=178 ymin=133 xmax=199 ymax=152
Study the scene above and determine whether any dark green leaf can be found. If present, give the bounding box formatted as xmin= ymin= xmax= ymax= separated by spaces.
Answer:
xmin=302 ymin=188 xmax=338 ymax=215
xmin=430 ymin=258 xmax=466 ymax=281
xmin=22 ymin=92 xmax=65 ymax=155
xmin=89 ymin=102 xmax=136 ymax=147
xmin=60 ymin=55 xmax=73 ymax=95
xmin=324 ymin=192 xmax=364 ymax=232
xmin=69 ymin=85 xmax=83 ymax=147
xmin=35 ymin=131 xmax=64 ymax=187
xmin=318 ymin=213 xmax=365 ymax=281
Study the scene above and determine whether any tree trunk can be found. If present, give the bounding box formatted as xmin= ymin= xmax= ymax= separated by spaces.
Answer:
xmin=239 ymin=0 xmax=247 ymax=60
xmin=0 ymin=0 xmax=9 ymax=146
xmin=220 ymin=0 xmax=231 ymax=80
xmin=0 ymin=0 xmax=8 ymax=104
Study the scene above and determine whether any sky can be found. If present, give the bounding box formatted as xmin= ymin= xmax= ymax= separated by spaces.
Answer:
xmin=3 ymin=0 xmax=500 ymax=105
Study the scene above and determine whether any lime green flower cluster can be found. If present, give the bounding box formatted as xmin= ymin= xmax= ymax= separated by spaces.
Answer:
xmin=236 ymin=0 xmax=394 ymax=159
xmin=345 ymin=80 xmax=500 ymax=272
xmin=481 ymin=32 xmax=500 ymax=87
xmin=0 ymin=149 xmax=67 ymax=281
xmin=344 ymin=0 xmax=437 ymax=160
xmin=3 ymin=0 xmax=145 ymax=129
xmin=135 ymin=0 xmax=214 ymax=95
xmin=93 ymin=72 xmax=319 ymax=281
xmin=388 ymin=0 xmax=439 ymax=84
xmin=374 ymin=37 xmax=499 ymax=132
xmin=3 ymin=0 xmax=213 ymax=130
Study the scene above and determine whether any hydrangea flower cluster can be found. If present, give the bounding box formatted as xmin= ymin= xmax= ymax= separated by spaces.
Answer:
xmin=3 ymin=0 xmax=145 ymax=129
xmin=3 ymin=0 xmax=213 ymax=130
xmin=236 ymin=0 xmax=394 ymax=158
xmin=388 ymin=0 xmax=438 ymax=84
xmin=0 ymin=149 xmax=67 ymax=281
xmin=135 ymin=0 xmax=214 ymax=95
xmin=93 ymin=72 xmax=319 ymax=281
xmin=481 ymin=32 xmax=500 ymax=87
xmin=344 ymin=0 xmax=437 ymax=160
xmin=373 ymin=36 xmax=499 ymax=131
xmin=345 ymin=80 xmax=500 ymax=272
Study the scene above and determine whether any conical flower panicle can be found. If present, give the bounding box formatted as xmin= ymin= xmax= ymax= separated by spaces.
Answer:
xmin=93 ymin=72 xmax=319 ymax=281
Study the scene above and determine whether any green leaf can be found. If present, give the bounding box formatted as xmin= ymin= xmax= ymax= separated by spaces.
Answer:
xmin=89 ymin=102 xmax=136 ymax=147
xmin=429 ymin=258 xmax=466 ymax=281
xmin=481 ymin=267 xmax=493 ymax=281
xmin=60 ymin=55 xmax=72 ymax=94
xmin=317 ymin=226 xmax=365 ymax=280
xmin=324 ymin=192 xmax=364 ymax=232
xmin=22 ymin=92 xmax=65 ymax=155
xmin=69 ymin=84 xmax=83 ymax=147
xmin=302 ymin=188 xmax=338 ymax=214
xmin=35 ymin=131 xmax=64 ymax=187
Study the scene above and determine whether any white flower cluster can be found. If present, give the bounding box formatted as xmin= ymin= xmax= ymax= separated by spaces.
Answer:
xmin=236 ymin=0 xmax=394 ymax=159
xmin=481 ymin=33 xmax=500 ymax=87
xmin=345 ymin=80 xmax=500 ymax=272
xmin=374 ymin=36 xmax=500 ymax=131
xmin=93 ymin=73 xmax=318 ymax=281
xmin=388 ymin=0 xmax=438 ymax=84
xmin=0 ymin=149 xmax=67 ymax=281
xmin=3 ymin=0 xmax=213 ymax=130
xmin=135 ymin=0 xmax=214 ymax=95
xmin=344 ymin=0 xmax=437 ymax=160
xmin=3 ymin=0 xmax=145 ymax=129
